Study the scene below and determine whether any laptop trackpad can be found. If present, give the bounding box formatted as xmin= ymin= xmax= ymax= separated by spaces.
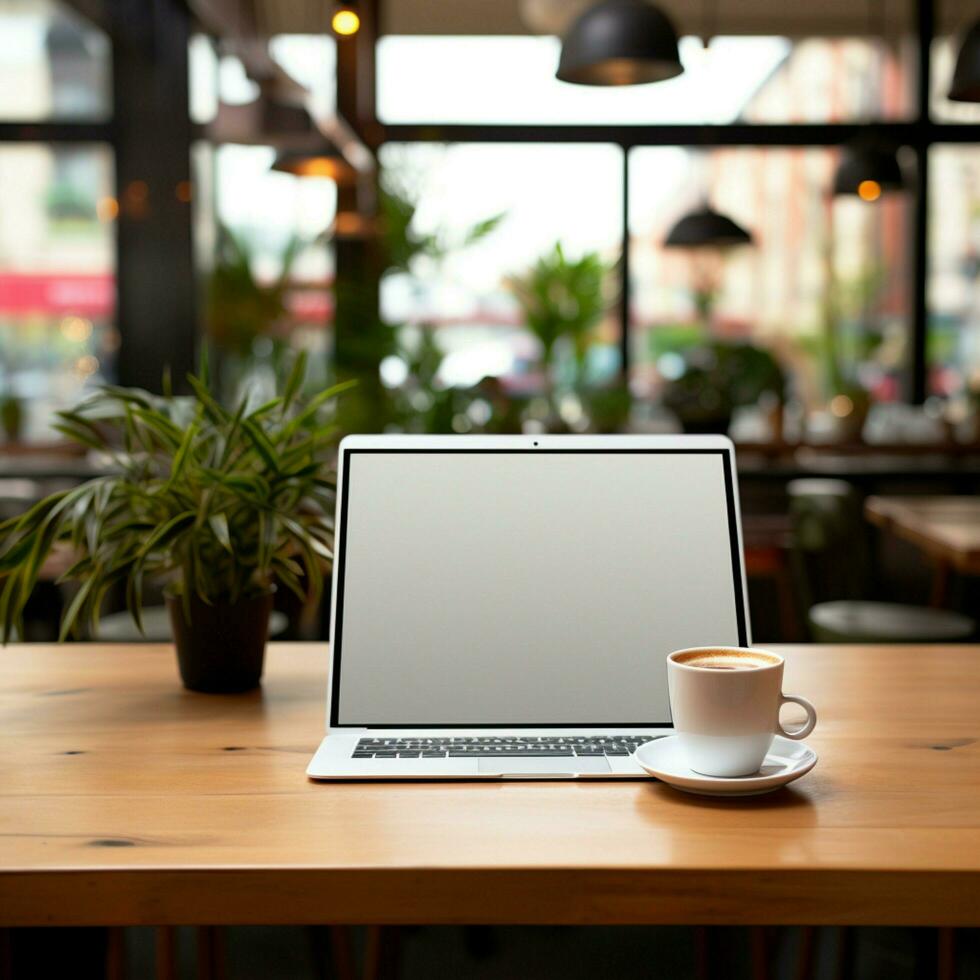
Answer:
xmin=478 ymin=757 xmax=611 ymax=776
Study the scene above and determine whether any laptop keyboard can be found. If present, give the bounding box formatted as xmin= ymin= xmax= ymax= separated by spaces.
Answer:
xmin=351 ymin=735 xmax=658 ymax=759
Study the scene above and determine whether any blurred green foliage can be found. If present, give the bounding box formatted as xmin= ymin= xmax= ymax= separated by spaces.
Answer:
xmin=334 ymin=172 xmax=506 ymax=434
xmin=662 ymin=341 xmax=786 ymax=433
xmin=206 ymin=227 xmax=301 ymax=359
xmin=508 ymin=243 xmax=612 ymax=384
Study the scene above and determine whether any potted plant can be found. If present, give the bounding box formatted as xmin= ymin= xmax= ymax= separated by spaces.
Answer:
xmin=662 ymin=341 xmax=786 ymax=435
xmin=507 ymin=243 xmax=614 ymax=432
xmin=508 ymin=243 xmax=611 ymax=390
xmin=0 ymin=353 xmax=349 ymax=693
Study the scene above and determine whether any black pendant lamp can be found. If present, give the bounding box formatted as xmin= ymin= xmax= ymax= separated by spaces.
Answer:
xmin=556 ymin=0 xmax=683 ymax=86
xmin=949 ymin=19 xmax=980 ymax=103
xmin=833 ymin=144 xmax=904 ymax=200
xmin=664 ymin=206 xmax=752 ymax=248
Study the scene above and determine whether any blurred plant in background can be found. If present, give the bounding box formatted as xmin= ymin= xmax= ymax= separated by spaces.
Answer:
xmin=507 ymin=242 xmax=620 ymax=431
xmin=380 ymin=176 xmax=504 ymax=280
xmin=372 ymin=173 xmax=507 ymax=433
xmin=818 ymin=263 xmax=892 ymax=439
xmin=662 ymin=341 xmax=786 ymax=435
xmin=203 ymin=168 xmax=632 ymax=436
xmin=508 ymin=243 xmax=610 ymax=386
xmin=205 ymin=227 xmax=304 ymax=406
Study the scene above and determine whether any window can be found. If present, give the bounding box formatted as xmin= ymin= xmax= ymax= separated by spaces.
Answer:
xmin=0 ymin=143 xmax=116 ymax=441
xmin=377 ymin=35 xmax=911 ymax=125
xmin=629 ymin=147 xmax=911 ymax=406
xmin=191 ymin=143 xmax=337 ymax=397
xmin=190 ymin=33 xmax=337 ymax=124
xmin=268 ymin=35 xmax=337 ymax=118
xmin=931 ymin=37 xmax=980 ymax=124
xmin=189 ymin=33 xmax=339 ymax=397
xmin=0 ymin=1 xmax=110 ymax=121
xmin=378 ymin=142 xmax=623 ymax=391
xmin=928 ymin=144 xmax=980 ymax=398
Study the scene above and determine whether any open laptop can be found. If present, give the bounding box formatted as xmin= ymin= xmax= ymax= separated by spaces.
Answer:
xmin=307 ymin=434 xmax=750 ymax=780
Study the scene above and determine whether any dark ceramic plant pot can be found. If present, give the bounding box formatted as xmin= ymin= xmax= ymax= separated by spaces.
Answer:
xmin=166 ymin=590 xmax=274 ymax=693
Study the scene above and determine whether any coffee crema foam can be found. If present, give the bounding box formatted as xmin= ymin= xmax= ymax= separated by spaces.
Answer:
xmin=673 ymin=648 xmax=779 ymax=671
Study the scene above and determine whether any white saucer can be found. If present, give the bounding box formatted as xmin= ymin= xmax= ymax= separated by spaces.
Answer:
xmin=634 ymin=735 xmax=818 ymax=797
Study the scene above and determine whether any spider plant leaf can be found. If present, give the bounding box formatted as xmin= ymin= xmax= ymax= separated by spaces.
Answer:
xmin=281 ymin=461 xmax=321 ymax=481
xmin=218 ymin=396 xmax=249 ymax=467
xmin=223 ymin=472 xmax=270 ymax=501
xmin=186 ymin=374 xmax=228 ymax=424
xmin=278 ymin=435 xmax=319 ymax=469
xmin=125 ymin=563 xmax=146 ymax=636
xmin=248 ymin=397 xmax=284 ymax=421
xmin=198 ymin=345 xmax=211 ymax=389
xmin=282 ymin=351 xmax=309 ymax=410
xmin=0 ymin=535 xmax=37 ymax=573
xmin=278 ymin=514 xmax=324 ymax=592
xmin=305 ymin=533 xmax=333 ymax=562
xmin=273 ymin=554 xmax=304 ymax=576
xmin=461 ymin=212 xmax=505 ymax=246
xmin=51 ymin=422 xmax=104 ymax=452
xmin=271 ymin=559 xmax=306 ymax=602
xmin=57 ymin=555 xmax=93 ymax=584
xmin=0 ymin=488 xmax=70 ymax=537
xmin=168 ymin=422 xmax=199 ymax=486
xmin=137 ymin=510 xmax=196 ymax=560
xmin=0 ymin=572 xmax=21 ymax=644
xmin=56 ymin=408 xmax=109 ymax=439
xmin=209 ymin=513 xmax=232 ymax=553
xmin=283 ymin=379 xmax=357 ymax=437
xmin=242 ymin=418 xmax=280 ymax=473
xmin=131 ymin=407 xmax=182 ymax=449
xmin=59 ymin=574 xmax=97 ymax=642
xmin=95 ymin=384 xmax=155 ymax=409
xmin=17 ymin=490 xmax=86 ymax=610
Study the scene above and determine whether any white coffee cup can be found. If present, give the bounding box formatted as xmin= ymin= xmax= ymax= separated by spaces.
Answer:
xmin=667 ymin=646 xmax=817 ymax=777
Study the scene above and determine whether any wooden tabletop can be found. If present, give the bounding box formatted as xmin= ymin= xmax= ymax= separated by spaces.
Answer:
xmin=2 ymin=643 xmax=979 ymax=928
xmin=865 ymin=495 xmax=980 ymax=574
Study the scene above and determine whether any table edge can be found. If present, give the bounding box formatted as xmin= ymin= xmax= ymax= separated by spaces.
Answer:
xmin=2 ymin=867 xmax=979 ymax=927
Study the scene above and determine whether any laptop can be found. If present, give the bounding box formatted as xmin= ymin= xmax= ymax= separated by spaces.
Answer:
xmin=307 ymin=434 xmax=750 ymax=780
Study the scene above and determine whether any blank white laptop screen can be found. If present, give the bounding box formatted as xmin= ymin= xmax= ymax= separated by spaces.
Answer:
xmin=332 ymin=450 xmax=747 ymax=727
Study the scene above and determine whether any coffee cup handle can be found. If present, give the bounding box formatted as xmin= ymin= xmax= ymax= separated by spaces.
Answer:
xmin=777 ymin=695 xmax=817 ymax=740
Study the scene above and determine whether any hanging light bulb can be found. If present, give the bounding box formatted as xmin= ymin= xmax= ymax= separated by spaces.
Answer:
xmin=332 ymin=7 xmax=360 ymax=36
xmin=833 ymin=144 xmax=904 ymax=198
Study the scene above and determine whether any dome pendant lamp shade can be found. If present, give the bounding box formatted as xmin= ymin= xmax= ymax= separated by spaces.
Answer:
xmin=833 ymin=145 xmax=904 ymax=198
xmin=664 ymin=207 xmax=753 ymax=248
xmin=556 ymin=0 xmax=683 ymax=86
xmin=949 ymin=19 xmax=980 ymax=102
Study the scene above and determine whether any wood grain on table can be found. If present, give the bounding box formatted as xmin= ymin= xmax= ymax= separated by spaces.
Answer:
xmin=1 ymin=643 xmax=978 ymax=927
